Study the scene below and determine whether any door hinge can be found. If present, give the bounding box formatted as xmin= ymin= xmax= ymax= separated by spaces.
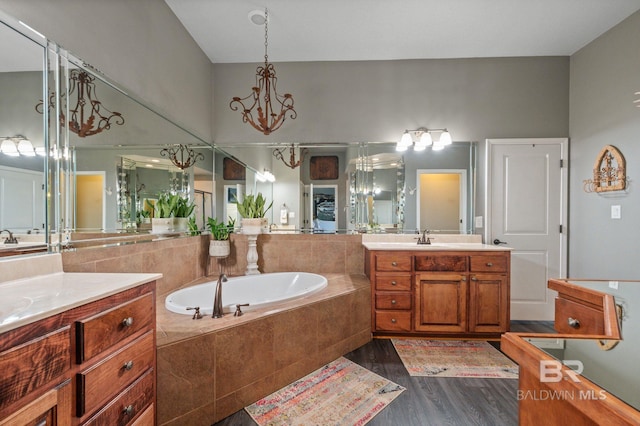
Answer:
xmin=559 ymin=224 xmax=563 ymax=233
xmin=560 ymin=159 xmax=564 ymax=168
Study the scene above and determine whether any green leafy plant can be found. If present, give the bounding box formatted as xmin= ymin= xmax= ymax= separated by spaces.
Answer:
xmin=187 ymin=217 xmax=201 ymax=236
xmin=235 ymin=193 xmax=272 ymax=219
xmin=206 ymin=217 xmax=235 ymax=240
xmin=153 ymin=193 xmax=195 ymax=218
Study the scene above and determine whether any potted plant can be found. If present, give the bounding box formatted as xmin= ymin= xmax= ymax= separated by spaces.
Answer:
xmin=136 ymin=208 xmax=151 ymax=230
xmin=236 ymin=192 xmax=272 ymax=234
xmin=206 ymin=217 xmax=235 ymax=257
xmin=151 ymin=193 xmax=195 ymax=234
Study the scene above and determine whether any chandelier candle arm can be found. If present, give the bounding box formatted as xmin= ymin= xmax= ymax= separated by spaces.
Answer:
xmin=160 ymin=144 xmax=205 ymax=170
xmin=273 ymin=144 xmax=307 ymax=169
xmin=229 ymin=8 xmax=297 ymax=135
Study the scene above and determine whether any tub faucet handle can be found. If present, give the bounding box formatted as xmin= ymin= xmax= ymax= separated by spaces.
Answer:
xmin=234 ymin=303 xmax=250 ymax=317
xmin=186 ymin=306 xmax=202 ymax=319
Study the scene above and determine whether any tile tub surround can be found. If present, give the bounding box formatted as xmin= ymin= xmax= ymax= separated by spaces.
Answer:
xmin=156 ymin=273 xmax=372 ymax=425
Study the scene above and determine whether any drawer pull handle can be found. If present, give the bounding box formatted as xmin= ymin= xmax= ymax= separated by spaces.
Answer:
xmin=461 ymin=276 xmax=466 ymax=281
xmin=122 ymin=317 xmax=134 ymax=327
xmin=391 ymin=281 xmax=397 ymax=286
xmin=391 ymin=261 xmax=398 ymax=266
xmin=486 ymin=262 xmax=493 ymax=267
xmin=123 ymin=405 xmax=135 ymax=416
xmin=567 ymin=317 xmax=580 ymax=328
xmin=471 ymin=276 xmax=477 ymax=281
xmin=123 ymin=360 xmax=134 ymax=371
xmin=391 ymin=299 xmax=397 ymax=304
xmin=391 ymin=318 xmax=397 ymax=323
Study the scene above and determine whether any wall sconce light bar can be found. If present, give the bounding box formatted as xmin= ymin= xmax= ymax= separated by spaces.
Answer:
xmin=396 ymin=127 xmax=452 ymax=152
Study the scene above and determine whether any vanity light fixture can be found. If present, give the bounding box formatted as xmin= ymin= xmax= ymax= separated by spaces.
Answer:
xmin=256 ymin=169 xmax=276 ymax=183
xmin=36 ymin=69 xmax=125 ymax=137
xmin=0 ymin=136 xmax=38 ymax=157
xmin=396 ymin=128 xmax=452 ymax=152
xmin=273 ymin=143 xmax=307 ymax=169
xmin=229 ymin=8 xmax=297 ymax=135
xmin=160 ymin=144 xmax=205 ymax=170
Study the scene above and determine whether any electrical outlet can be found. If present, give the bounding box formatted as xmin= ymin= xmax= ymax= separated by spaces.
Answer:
xmin=609 ymin=281 xmax=619 ymax=290
xmin=611 ymin=205 xmax=621 ymax=219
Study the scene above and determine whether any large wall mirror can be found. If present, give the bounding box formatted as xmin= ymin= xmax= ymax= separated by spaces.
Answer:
xmin=214 ymin=141 xmax=477 ymax=234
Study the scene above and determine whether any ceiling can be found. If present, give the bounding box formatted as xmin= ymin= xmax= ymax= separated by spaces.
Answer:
xmin=165 ymin=0 xmax=640 ymax=64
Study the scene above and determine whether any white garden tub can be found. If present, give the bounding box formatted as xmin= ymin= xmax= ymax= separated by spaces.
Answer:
xmin=165 ymin=272 xmax=328 ymax=315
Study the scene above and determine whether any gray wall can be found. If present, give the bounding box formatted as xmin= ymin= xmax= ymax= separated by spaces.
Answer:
xmin=569 ymin=10 xmax=640 ymax=278
xmin=213 ymin=57 xmax=569 ymax=144
xmin=0 ymin=0 xmax=213 ymax=142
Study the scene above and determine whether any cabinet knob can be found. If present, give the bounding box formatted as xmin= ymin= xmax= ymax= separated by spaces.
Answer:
xmin=391 ymin=261 xmax=398 ymax=266
xmin=486 ymin=262 xmax=493 ymax=267
xmin=567 ymin=317 xmax=580 ymax=328
xmin=461 ymin=276 xmax=466 ymax=281
xmin=391 ymin=299 xmax=397 ymax=304
xmin=391 ymin=318 xmax=397 ymax=323
xmin=123 ymin=360 xmax=134 ymax=371
xmin=123 ymin=405 xmax=135 ymax=416
xmin=122 ymin=317 xmax=134 ymax=327
xmin=391 ymin=281 xmax=397 ymax=286
xmin=471 ymin=276 xmax=477 ymax=281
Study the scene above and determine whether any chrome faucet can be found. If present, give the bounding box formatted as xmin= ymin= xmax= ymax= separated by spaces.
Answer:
xmin=212 ymin=273 xmax=228 ymax=318
xmin=1 ymin=229 xmax=17 ymax=244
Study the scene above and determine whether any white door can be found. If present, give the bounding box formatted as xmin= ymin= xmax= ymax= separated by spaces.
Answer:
xmin=486 ymin=138 xmax=568 ymax=320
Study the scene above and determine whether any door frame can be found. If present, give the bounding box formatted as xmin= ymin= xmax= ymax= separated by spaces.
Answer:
xmin=484 ymin=137 xmax=569 ymax=279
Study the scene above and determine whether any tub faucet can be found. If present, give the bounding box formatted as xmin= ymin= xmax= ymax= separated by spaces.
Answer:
xmin=1 ymin=229 xmax=17 ymax=244
xmin=212 ymin=273 xmax=228 ymax=318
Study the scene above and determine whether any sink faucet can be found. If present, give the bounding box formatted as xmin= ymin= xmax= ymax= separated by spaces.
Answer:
xmin=1 ymin=229 xmax=17 ymax=244
xmin=417 ymin=229 xmax=432 ymax=245
xmin=212 ymin=273 xmax=228 ymax=318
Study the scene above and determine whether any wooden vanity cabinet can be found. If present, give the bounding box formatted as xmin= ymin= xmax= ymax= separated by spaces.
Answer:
xmin=365 ymin=248 xmax=510 ymax=337
xmin=0 ymin=281 xmax=156 ymax=426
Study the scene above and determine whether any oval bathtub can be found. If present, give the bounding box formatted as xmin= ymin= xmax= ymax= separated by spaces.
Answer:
xmin=165 ymin=272 xmax=328 ymax=315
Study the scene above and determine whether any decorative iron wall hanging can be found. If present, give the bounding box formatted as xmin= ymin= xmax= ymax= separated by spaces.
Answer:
xmin=583 ymin=145 xmax=628 ymax=193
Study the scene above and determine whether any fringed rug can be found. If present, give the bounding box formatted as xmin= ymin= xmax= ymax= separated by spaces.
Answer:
xmin=244 ymin=357 xmax=405 ymax=425
xmin=391 ymin=339 xmax=518 ymax=379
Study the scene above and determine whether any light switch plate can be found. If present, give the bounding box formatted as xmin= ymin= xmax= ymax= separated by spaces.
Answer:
xmin=474 ymin=216 xmax=483 ymax=228
xmin=611 ymin=205 xmax=621 ymax=219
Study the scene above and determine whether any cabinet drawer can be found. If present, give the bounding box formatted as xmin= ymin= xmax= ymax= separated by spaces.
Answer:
xmin=375 ymin=293 xmax=411 ymax=310
xmin=82 ymin=367 xmax=154 ymax=426
xmin=77 ymin=331 xmax=155 ymax=417
xmin=470 ymin=255 xmax=507 ymax=272
xmin=554 ymin=298 xmax=604 ymax=335
xmin=415 ymin=255 xmax=467 ymax=272
xmin=77 ymin=293 xmax=154 ymax=363
xmin=131 ymin=403 xmax=155 ymax=426
xmin=0 ymin=326 xmax=70 ymax=411
xmin=375 ymin=275 xmax=411 ymax=291
xmin=375 ymin=311 xmax=412 ymax=332
xmin=375 ymin=254 xmax=412 ymax=272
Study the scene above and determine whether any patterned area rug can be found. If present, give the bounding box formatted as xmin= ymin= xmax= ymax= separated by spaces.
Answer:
xmin=391 ymin=339 xmax=518 ymax=379
xmin=245 ymin=357 xmax=405 ymax=425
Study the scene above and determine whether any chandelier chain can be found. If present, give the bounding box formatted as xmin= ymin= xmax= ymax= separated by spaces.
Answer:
xmin=264 ymin=8 xmax=269 ymax=64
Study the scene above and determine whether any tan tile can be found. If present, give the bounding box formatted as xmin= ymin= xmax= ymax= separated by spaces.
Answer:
xmin=215 ymin=374 xmax=276 ymax=422
xmin=160 ymin=401 xmax=216 ymax=426
xmin=272 ymin=306 xmax=318 ymax=370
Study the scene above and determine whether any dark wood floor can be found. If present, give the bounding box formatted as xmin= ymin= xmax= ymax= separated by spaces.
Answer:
xmin=213 ymin=321 xmax=555 ymax=426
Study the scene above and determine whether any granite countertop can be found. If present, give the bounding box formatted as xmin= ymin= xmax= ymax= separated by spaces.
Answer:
xmin=0 ymin=254 xmax=161 ymax=334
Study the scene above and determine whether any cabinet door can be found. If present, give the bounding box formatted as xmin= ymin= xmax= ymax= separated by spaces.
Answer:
xmin=468 ymin=274 xmax=509 ymax=333
xmin=0 ymin=379 xmax=71 ymax=426
xmin=415 ymin=273 xmax=467 ymax=332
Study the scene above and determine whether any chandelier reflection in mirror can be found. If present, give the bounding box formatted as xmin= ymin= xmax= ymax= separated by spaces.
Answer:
xmin=160 ymin=144 xmax=205 ymax=170
xmin=396 ymin=128 xmax=452 ymax=152
xmin=36 ymin=69 xmax=125 ymax=137
xmin=273 ymin=144 xmax=307 ymax=169
xmin=229 ymin=8 xmax=297 ymax=135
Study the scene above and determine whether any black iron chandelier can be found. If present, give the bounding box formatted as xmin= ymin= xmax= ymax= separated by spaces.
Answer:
xmin=229 ymin=8 xmax=297 ymax=135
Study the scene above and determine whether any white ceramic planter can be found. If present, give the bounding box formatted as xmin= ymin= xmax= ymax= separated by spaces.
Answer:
xmin=209 ymin=239 xmax=230 ymax=257
xmin=151 ymin=217 xmax=189 ymax=234
xmin=241 ymin=218 xmax=266 ymax=235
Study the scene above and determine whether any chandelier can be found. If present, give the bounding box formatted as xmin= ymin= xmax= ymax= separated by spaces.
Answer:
xmin=396 ymin=128 xmax=452 ymax=152
xmin=36 ymin=69 xmax=125 ymax=137
xmin=160 ymin=144 xmax=204 ymax=170
xmin=229 ymin=8 xmax=297 ymax=135
xmin=273 ymin=144 xmax=307 ymax=169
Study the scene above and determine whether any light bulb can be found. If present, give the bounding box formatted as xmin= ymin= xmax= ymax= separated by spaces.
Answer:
xmin=17 ymin=139 xmax=36 ymax=156
xmin=0 ymin=139 xmax=19 ymax=157
xmin=414 ymin=132 xmax=432 ymax=151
